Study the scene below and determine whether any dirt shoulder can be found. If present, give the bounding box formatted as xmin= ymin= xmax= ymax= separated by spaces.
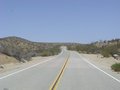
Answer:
xmin=81 ymin=54 xmax=120 ymax=69
xmin=0 ymin=53 xmax=19 ymax=64
xmin=0 ymin=54 xmax=55 ymax=74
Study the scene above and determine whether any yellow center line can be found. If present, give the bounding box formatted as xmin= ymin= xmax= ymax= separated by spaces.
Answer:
xmin=49 ymin=54 xmax=70 ymax=90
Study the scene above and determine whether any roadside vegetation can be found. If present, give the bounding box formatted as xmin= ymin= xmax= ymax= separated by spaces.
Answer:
xmin=68 ymin=39 xmax=120 ymax=58
xmin=100 ymin=43 xmax=120 ymax=57
xmin=111 ymin=63 xmax=120 ymax=72
xmin=1 ymin=37 xmax=119 ymax=61
xmin=0 ymin=36 xmax=61 ymax=62
xmin=67 ymin=44 xmax=99 ymax=54
xmin=0 ymin=36 xmax=120 ymax=72
xmin=67 ymin=39 xmax=120 ymax=72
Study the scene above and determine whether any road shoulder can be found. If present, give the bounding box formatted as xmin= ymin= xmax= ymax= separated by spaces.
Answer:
xmin=81 ymin=53 xmax=120 ymax=80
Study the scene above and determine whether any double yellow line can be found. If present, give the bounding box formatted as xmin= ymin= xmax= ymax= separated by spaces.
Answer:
xmin=49 ymin=54 xmax=70 ymax=90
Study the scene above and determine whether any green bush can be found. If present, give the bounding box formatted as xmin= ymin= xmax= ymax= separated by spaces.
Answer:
xmin=100 ymin=44 xmax=119 ymax=57
xmin=111 ymin=63 xmax=120 ymax=72
xmin=68 ymin=44 xmax=99 ymax=54
xmin=40 ymin=51 xmax=51 ymax=56
xmin=101 ymin=50 xmax=110 ymax=57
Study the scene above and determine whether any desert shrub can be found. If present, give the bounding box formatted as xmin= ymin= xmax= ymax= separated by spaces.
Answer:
xmin=101 ymin=50 xmax=110 ymax=57
xmin=68 ymin=44 xmax=99 ymax=54
xmin=40 ymin=51 xmax=51 ymax=56
xmin=40 ymin=46 xmax=60 ymax=56
xmin=111 ymin=63 xmax=120 ymax=72
xmin=100 ymin=44 xmax=119 ymax=57
xmin=0 ymin=37 xmax=61 ymax=61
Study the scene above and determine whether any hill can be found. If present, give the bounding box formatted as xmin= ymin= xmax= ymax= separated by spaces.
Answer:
xmin=0 ymin=36 xmax=60 ymax=62
xmin=0 ymin=36 xmax=119 ymax=62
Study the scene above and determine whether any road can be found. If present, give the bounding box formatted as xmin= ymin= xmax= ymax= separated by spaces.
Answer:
xmin=0 ymin=50 xmax=120 ymax=90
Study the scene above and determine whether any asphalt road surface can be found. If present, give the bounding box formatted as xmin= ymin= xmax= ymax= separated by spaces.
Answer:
xmin=0 ymin=50 xmax=120 ymax=90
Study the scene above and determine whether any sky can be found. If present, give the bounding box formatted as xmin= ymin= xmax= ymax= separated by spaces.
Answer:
xmin=0 ymin=0 xmax=120 ymax=43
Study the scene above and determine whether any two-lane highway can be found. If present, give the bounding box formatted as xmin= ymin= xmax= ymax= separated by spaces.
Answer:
xmin=0 ymin=50 xmax=120 ymax=90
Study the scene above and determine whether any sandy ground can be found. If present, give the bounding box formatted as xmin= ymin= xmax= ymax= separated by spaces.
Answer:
xmin=0 ymin=55 xmax=55 ymax=74
xmin=81 ymin=54 xmax=120 ymax=69
xmin=0 ymin=53 xmax=19 ymax=64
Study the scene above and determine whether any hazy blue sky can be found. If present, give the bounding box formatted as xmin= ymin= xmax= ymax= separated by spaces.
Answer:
xmin=0 ymin=0 xmax=120 ymax=43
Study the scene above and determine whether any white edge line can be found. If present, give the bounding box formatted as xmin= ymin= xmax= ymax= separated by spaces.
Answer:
xmin=0 ymin=51 xmax=63 ymax=80
xmin=77 ymin=53 xmax=120 ymax=83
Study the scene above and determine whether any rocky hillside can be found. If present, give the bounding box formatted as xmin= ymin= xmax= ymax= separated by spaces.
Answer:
xmin=0 ymin=36 xmax=61 ymax=62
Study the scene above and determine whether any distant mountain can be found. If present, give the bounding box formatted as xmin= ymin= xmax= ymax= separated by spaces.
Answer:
xmin=0 ymin=36 xmax=61 ymax=61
